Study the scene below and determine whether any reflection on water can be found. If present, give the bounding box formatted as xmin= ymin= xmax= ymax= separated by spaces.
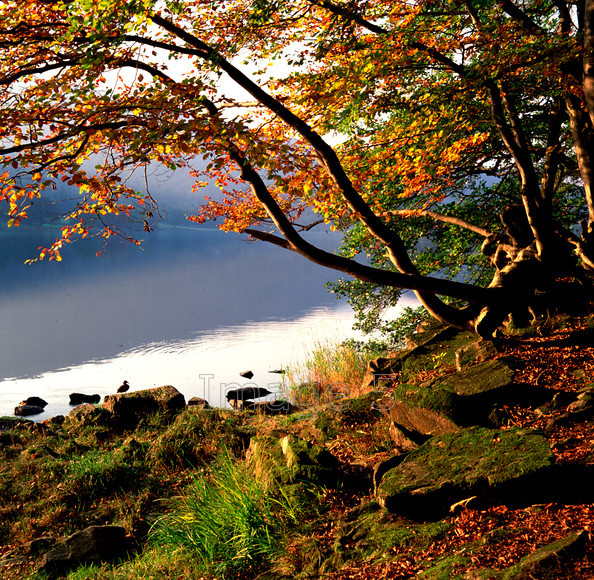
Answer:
xmin=0 ymin=305 xmax=358 ymax=420
xmin=0 ymin=224 xmax=365 ymax=419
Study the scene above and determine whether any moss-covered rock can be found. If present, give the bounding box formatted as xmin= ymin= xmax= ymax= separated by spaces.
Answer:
xmin=501 ymin=529 xmax=588 ymax=579
xmin=147 ymin=407 xmax=248 ymax=467
xmin=374 ymin=357 xmax=521 ymax=435
xmin=359 ymin=326 xmax=500 ymax=397
xmin=455 ymin=339 xmax=499 ymax=370
xmin=64 ymin=404 xmax=112 ymax=432
xmin=102 ymin=385 xmax=186 ymax=426
xmin=377 ymin=383 xmax=462 ymax=437
xmin=377 ymin=427 xmax=555 ymax=519
xmin=431 ymin=359 xmax=515 ymax=398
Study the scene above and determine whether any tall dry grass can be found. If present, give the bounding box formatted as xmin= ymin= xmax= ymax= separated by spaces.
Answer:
xmin=286 ymin=340 xmax=384 ymax=408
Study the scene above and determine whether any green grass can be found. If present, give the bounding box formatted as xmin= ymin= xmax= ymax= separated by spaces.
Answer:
xmin=150 ymin=448 xmax=299 ymax=578
xmin=65 ymin=448 xmax=140 ymax=505
xmin=53 ymin=546 xmax=201 ymax=579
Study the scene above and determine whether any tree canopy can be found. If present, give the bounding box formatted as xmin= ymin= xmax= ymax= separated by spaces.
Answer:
xmin=1 ymin=0 xmax=594 ymax=336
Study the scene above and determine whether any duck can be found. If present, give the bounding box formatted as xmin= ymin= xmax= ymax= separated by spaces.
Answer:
xmin=117 ymin=380 xmax=130 ymax=393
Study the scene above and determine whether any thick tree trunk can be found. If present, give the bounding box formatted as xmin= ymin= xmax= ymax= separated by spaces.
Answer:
xmin=584 ymin=0 xmax=594 ymax=127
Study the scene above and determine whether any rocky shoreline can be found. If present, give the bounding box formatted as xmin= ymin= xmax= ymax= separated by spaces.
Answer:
xmin=1 ymin=315 xmax=594 ymax=578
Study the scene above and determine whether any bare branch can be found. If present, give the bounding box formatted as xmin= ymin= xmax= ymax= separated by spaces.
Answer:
xmin=388 ymin=210 xmax=492 ymax=237
xmin=497 ymin=0 xmax=545 ymax=35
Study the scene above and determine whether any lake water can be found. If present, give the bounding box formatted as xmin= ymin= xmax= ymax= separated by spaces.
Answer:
xmin=0 ymin=224 xmax=376 ymax=420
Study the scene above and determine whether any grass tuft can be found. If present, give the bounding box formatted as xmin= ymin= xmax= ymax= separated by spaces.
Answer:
xmin=151 ymin=448 xmax=298 ymax=578
xmin=286 ymin=340 xmax=385 ymax=407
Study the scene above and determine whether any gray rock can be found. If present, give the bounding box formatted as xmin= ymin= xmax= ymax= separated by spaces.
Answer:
xmin=388 ymin=422 xmax=422 ymax=451
xmin=40 ymin=525 xmax=128 ymax=572
xmin=187 ymin=397 xmax=210 ymax=409
xmin=20 ymin=396 xmax=48 ymax=408
xmin=376 ymin=384 xmax=462 ymax=437
xmin=358 ymin=327 xmax=498 ymax=398
xmin=373 ymin=455 xmax=406 ymax=495
xmin=64 ymin=404 xmax=110 ymax=430
xmin=14 ymin=404 xmax=44 ymax=417
xmin=225 ymin=386 xmax=272 ymax=409
xmin=455 ymin=340 xmax=498 ymax=371
xmin=23 ymin=537 xmax=56 ymax=556
xmin=377 ymin=427 xmax=554 ymax=519
xmin=69 ymin=393 xmax=101 ymax=405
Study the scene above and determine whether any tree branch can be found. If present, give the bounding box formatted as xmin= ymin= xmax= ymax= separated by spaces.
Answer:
xmin=388 ymin=209 xmax=492 ymax=237
xmin=497 ymin=0 xmax=545 ymax=35
xmin=310 ymin=0 xmax=389 ymax=35
xmin=243 ymin=229 xmax=493 ymax=306
xmin=149 ymin=13 xmax=420 ymax=275
xmin=0 ymin=121 xmax=128 ymax=155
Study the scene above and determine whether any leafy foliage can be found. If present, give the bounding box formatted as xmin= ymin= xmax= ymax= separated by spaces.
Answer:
xmin=1 ymin=0 xmax=594 ymax=334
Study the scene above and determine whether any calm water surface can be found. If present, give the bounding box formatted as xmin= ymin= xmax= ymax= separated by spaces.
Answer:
xmin=0 ymin=224 xmax=367 ymax=419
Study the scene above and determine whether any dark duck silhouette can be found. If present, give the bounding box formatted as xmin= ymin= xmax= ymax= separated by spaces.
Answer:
xmin=117 ymin=380 xmax=130 ymax=393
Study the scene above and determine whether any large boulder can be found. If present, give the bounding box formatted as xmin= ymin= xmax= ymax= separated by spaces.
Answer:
xmin=102 ymin=385 xmax=186 ymax=423
xmin=374 ymin=357 xmax=522 ymax=437
xmin=358 ymin=325 xmax=499 ymax=397
xmin=377 ymin=427 xmax=555 ymax=519
xmin=430 ymin=358 xmax=515 ymax=399
xmin=454 ymin=339 xmax=499 ymax=371
xmin=40 ymin=525 xmax=129 ymax=573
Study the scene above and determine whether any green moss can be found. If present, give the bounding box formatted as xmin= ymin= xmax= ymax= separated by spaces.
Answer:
xmin=314 ymin=411 xmax=340 ymax=441
xmin=378 ymin=427 xmax=554 ymax=517
xmin=329 ymin=501 xmax=452 ymax=570
xmin=146 ymin=407 xmax=248 ymax=468
xmin=391 ymin=383 xmax=460 ymax=420
xmin=397 ymin=329 xmax=480 ymax=382
xmin=247 ymin=434 xmax=339 ymax=487
xmin=480 ymin=527 xmax=515 ymax=546
xmin=416 ymin=554 xmax=471 ymax=579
